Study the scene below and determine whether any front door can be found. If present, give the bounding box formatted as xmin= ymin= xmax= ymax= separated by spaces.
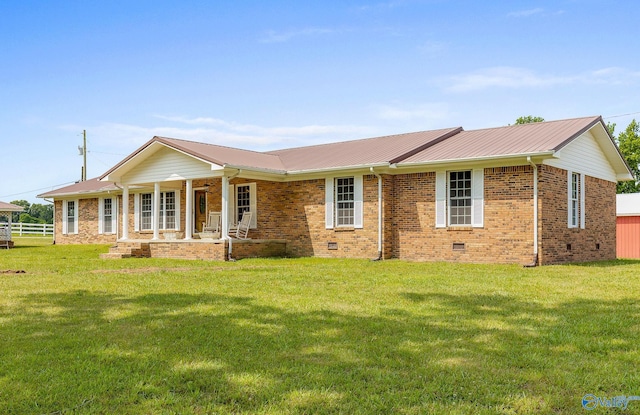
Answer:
xmin=194 ymin=190 xmax=207 ymax=232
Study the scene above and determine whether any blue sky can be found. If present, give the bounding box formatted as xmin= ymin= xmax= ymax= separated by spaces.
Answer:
xmin=2 ymin=0 xmax=639 ymax=203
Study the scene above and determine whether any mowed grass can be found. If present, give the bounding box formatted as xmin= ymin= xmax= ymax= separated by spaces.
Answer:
xmin=1 ymin=237 xmax=640 ymax=414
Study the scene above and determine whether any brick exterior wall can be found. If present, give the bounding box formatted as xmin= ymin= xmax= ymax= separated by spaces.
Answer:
xmin=53 ymin=199 xmax=118 ymax=245
xmin=538 ymin=165 xmax=616 ymax=264
xmin=53 ymin=163 xmax=618 ymax=264
xmin=391 ymin=166 xmax=536 ymax=264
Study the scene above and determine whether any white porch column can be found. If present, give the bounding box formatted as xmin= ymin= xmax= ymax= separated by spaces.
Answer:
xmin=185 ymin=179 xmax=193 ymax=240
xmin=221 ymin=176 xmax=229 ymax=239
xmin=153 ymin=182 xmax=160 ymax=240
xmin=121 ymin=184 xmax=129 ymax=240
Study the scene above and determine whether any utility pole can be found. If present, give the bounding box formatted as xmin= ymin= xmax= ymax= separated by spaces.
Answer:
xmin=78 ymin=130 xmax=87 ymax=181
xmin=83 ymin=129 xmax=87 ymax=181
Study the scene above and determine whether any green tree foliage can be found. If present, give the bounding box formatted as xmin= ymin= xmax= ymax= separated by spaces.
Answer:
xmin=9 ymin=200 xmax=53 ymax=224
xmin=615 ymin=119 xmax=640 ymax=193
xmin=514 ymin=115 xmax=545 ymax=125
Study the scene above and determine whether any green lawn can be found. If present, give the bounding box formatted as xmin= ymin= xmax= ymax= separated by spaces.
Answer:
xmin=1 ymin=237 xmax=639 ymax=414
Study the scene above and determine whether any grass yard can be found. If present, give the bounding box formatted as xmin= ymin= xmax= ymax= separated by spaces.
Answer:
xmin=1 ymin=237 xmax=640 ymax=414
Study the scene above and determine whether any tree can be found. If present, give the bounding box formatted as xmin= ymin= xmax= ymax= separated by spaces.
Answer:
xmin=514 ymin=115 xmax=545 ymax=125
xmin=10 ymin=200 xmax=30 ymax=223
xmin=615 ymin=119 xmax=640 ymax=193
xmin=8 ymin=200 xmax=54 ymax=224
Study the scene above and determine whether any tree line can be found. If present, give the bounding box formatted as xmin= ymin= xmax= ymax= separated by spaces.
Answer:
xmin=5 ymin=200 xmax=53 ymax=224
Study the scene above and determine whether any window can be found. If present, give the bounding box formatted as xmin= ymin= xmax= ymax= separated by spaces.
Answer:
xmin=99 ymin=197 xmax=116 ymax=234
xmin=141 ymin=193 xmax=152 ymax=230
xmin=435 ymin=169 xmax=483 ymax=228
xmin=62 ymin=200 xmax=78 ymax=234
xmin=325 ymin=176 xmax=363 ymax=229
xmin=103 ymin=199 xmax=113 ymax=233
xmin=228 ymin=183 xmax=257 ymax=228
xmin=236 ymin=185 xmax=251 ymax=223
xmin=336 ymin=177 xmax=355 ymax=226
xmin=570 ymin=172 xmax=579 ymax=227
xmin=568 ymin=171 xmax=585 ymax=229
xmin=449 ymin=171 xmax=472 ymax=226
xmin=160 ymin=191 xmax=176 ymax=230
xmin=136 ymin=191 xmax=178 ymax=231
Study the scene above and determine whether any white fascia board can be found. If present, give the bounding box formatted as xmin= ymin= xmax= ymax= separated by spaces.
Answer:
xmin=393 ymin=152 xmax=556 ymax=171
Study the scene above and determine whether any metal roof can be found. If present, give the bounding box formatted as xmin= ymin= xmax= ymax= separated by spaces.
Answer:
xmin=38 ymin=178 xmax=120 ymax=198
xmin=400 ymin=116 xmax=602 ymax=163
xmin=0 ymin=201 xmax=24 ymax=212
xmin=617 ymin=193 xmax=640 ymax=216
xmin=40 ymin=115 xmax=633 ymax=198
xmin=269 ymin=127 xmax=462 ymax=171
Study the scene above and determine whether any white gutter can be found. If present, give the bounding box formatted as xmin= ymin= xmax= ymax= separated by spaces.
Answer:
xmin=395 ymin=151 xmax=556 ymax=169
xmin=526 ymin=156 xmax=539 ymax=267
xmin=370 ymin=167 xmax=383 ymax=261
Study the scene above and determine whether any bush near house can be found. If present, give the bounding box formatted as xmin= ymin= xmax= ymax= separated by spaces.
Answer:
xmin=1 ymin=239 xmax=639 ymax=414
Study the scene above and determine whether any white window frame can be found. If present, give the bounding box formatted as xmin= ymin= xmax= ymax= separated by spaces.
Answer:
xmin=98 ymin=197 xmax=117 ymax=235
xmin=325 ymin=175 xmax=363 ymax=229
xmin=134 ymin=190 xmax=180 ymax=231
xmin=228 ymin=183 xmax=257 ymax=228
xmin=436 ymin=169 xmax=483 ymax=228
xmin=62 ymin=199 xmax=79 ymax=235
xmin=568 ymin=171 xmax=585 ymax=229
xmin=448 ymin=170 xmax=472 ymax=226
xmin=336 ymin=177 xmax=355 ymax=227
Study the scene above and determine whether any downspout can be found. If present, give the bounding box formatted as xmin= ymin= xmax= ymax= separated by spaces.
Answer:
xmin=224 ymin=168 xmax=242 ymax=261
xmin=370 ymin=167 xmax=383 ymax=261
xmin=525 ymin=157 xmax=539 ymax=267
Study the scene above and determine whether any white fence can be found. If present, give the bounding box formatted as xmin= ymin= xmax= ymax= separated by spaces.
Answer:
xmin=0 ymin=222 xmax=54 ymax=236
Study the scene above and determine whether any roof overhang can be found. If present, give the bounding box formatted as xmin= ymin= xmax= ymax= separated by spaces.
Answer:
xmin=393 ymin=151 xmax=556 ymax=172
xmin=0 ymin=202 xmax=24 ymax=214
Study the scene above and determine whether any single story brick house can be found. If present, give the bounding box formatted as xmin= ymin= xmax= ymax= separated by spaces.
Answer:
xmin=38 ymin=116 xmax=633 ymax=265
xmin=616 ymin=193 xmax=640 ymax=259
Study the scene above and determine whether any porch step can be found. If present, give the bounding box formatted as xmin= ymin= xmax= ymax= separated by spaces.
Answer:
xmin=101 ymin=242 xmax=151 ymax=259
xmin=100 ymin=252 xmax=131 ymax=259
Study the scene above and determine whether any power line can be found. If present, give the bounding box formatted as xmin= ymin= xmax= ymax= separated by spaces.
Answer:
xmin=0 ymin=181 xmax=77 ymax=200
xmin=604 ymin=111 xmax=640 ymax=119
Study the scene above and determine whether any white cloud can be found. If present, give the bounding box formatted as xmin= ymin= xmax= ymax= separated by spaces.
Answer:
xmin=418 ymin=40 xmax=448 ymax=56
xmin=61 ymin=117 xmax=376 ymax=155
xmin=507 ymin=8 xmax=544 ymax=17
xmin=259 ymin=27 xmax=338 ymax=43
xmin=442 ymin=66 xmax=640 ymax=93
xmin=376 ymin=103 xmax=450 ymax=122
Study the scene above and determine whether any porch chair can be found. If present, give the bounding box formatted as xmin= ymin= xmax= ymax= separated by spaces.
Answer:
xmin=202 ymin=211 xmax=221 ymax=238
xmin=233 ymin=211 xmax=252 ymax=239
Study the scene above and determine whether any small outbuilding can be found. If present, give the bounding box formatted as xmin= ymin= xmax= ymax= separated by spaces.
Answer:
xmin=0 ymin=201 xmax=24 ymax=249
xmin=617 ymin=193 xmax=640 ymax=259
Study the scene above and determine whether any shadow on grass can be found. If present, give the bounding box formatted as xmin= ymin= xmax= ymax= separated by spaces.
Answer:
xmin=562 ymin=258 xmax=640 ymax=267
xmin=1 ymin=290 xmax=639 ymax=414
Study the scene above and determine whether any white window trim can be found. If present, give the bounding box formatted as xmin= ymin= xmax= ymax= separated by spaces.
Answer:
xmin=98 ymin=197 xmax=117 ymax=235
xmin=228 ymin=183 xmax=257 ymax=228
xmin=62 ymin=199 xmax=79 ymax=235
xmin=134 ymin=190 xmax=181 ymax=232
xmin=325 ymin=175 xmax=363 ymax=229
xmin=567 ymin=171 xmax=586 ymax=229
xmin=436 ymin=169 xmax=484 ymax=228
